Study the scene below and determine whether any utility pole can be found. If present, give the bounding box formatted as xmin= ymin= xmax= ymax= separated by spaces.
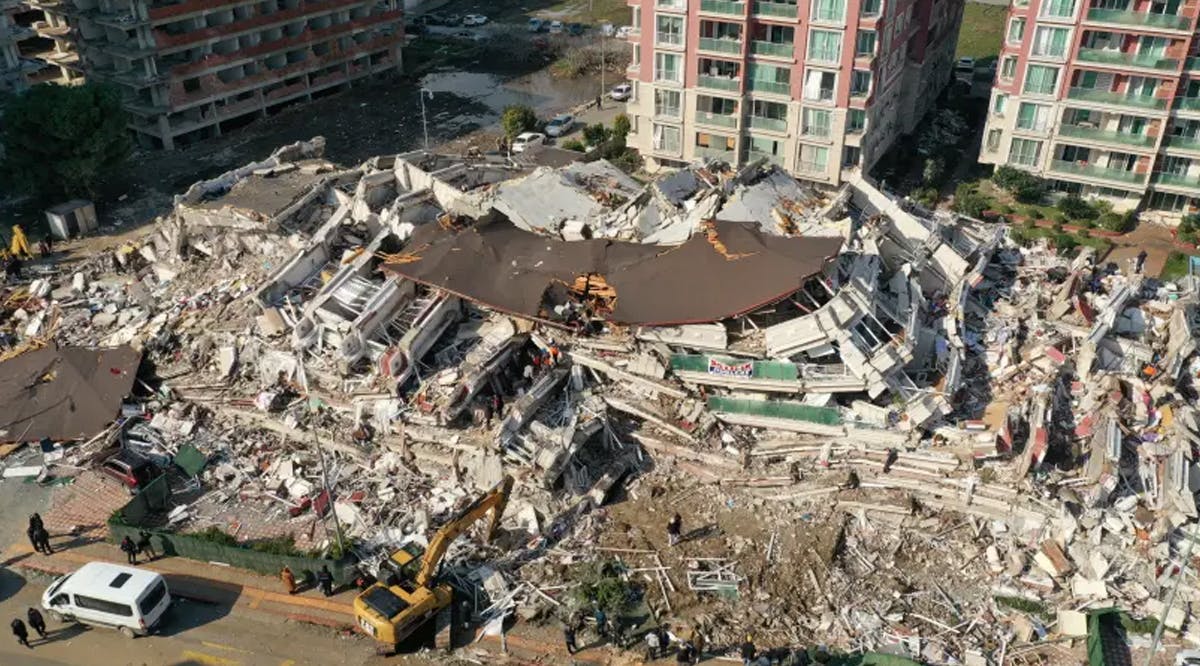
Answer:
xmin=308 ymin=400 xmax=345 ymax=555
xmin=419 ymin=87 xmax=433 ymax=150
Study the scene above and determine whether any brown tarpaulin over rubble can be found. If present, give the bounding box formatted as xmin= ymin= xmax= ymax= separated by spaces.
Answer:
xmin=381 ymin=220 xmax=844 ymax=326
xmin=0 ymin=344 xmax=141 ymax=443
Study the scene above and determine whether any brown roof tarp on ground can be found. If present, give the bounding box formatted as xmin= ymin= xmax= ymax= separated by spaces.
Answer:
xmin=0 ymin=344 xmax=141 ymax=443
xmin=382 ymin=220 xmax=843 ymax=326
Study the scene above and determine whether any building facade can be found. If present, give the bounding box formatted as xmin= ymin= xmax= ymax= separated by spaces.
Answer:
xmin=980 ymin=0 xmax=1200 ymax=213
xmin=1 ymin=0 xmax=42 ymax=91
xmin=622 ymin=0 xmax=964 ymax=186
xmin=19 ymin=0 xmax=404 ymax=149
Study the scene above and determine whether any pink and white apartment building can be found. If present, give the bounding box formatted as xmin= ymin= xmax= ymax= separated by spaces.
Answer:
xmin=621 ymin=0 xmax=964 ymax=186
xmin=980 ymin=0 xmax=1200 ymax=213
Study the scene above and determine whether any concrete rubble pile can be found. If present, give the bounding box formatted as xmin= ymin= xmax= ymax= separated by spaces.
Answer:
xmin=6 ymin=135 xmax=1200 ymax=662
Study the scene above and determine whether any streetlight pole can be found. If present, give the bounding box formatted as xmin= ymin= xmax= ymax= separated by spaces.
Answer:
xmin=419 ymin=87 xmax=433 ymax=150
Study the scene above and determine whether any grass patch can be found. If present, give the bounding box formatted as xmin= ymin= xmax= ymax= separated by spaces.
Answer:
xmin=957 ymin=4 xmax=1007 ymax=59
xmin=1161 ymin=251 xmax=1195 ymax=281
xmin=1121 ymin=613 xmax=1161 ymax=636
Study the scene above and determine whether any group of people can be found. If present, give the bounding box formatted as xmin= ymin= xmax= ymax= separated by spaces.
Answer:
xmin=279 ymin=565 xmax=336 ymax=597
xmin=563 ymin=615 xmax=704 ymax=664
xmin=26 ymin=514 xmax=51 ymax=555
xmin=10 ymin=608 xmax=47 ymax=650
xmin=118 ymin=532 xmax=157 ymax=565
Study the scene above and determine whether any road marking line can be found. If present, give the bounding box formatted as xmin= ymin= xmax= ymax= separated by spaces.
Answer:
xmin=201 ymin=641 xmax=251 ymax=654
xmin=180 ymin=650 xmax=240 ymax=666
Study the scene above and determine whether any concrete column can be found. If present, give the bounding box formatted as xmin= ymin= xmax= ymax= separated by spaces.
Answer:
xmin=157 ymin=114 xmax=174 ymax=150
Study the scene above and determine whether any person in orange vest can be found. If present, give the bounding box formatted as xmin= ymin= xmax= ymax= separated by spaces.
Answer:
xmin=10 ymin=226 xmax=32 ymax=260
xmin=281 ymin=566 xmax=297 ymax=594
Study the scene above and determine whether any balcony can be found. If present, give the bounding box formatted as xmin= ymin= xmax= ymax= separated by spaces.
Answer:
xmin=748 ymin=115 xmax=787 ymax=132
xmin=805 ymin=87 xmax=835 ymax=103
xmin=696 ymin=110 xmax=738 ymax=127
xmin=697 ymin=146 xmax=738 ymax=161
xmin=1165 ymin=135 xmax=1200 ymax=151
xmin=1187 ymin=57 xmax=1200 ymax=72
xmin=1178 ymin=97 xmax=1200 ymax=112
xmin=1068 ymin=87 xmax=1168 ymax=110
xmin=797 ymin=160 xmax=828 ymax=174
xmin=1153 ymin=172 xmax=1200 ymax=189
xmin=700 ymin=0 xmax=746 ymax=16
xmin=748 ymin=79 xmax=790 ymax=95
xmin=747 ymin=149 xmax=783 ymax=165
xmin=699 ymin=37 xmax=742 ymax=54
xmin=753 ymin=0 xmax=796 ymax=17
xmin=808 ymin=48 xmax=840 ymax=64
xmin=1085 ymin=8 xmax=1191 ymax=32
xmin=1076 ymin=48 xmax=1179 ymax=71
xmin=751 ymin=41 xmax=794 ymax=58
xmin=1050 ymin=159 xmax=1148 ymax=184
xmin=698 ymin=75 xmax=740 ymax=91
xmin=1057 ymin=124 xmax=1156 ymax=148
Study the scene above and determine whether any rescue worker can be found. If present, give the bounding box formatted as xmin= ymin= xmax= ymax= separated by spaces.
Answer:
xmin=11 ymin=618 xmax=29 ymax=648
xmin=667 ymin=513 xmax=682 ymax=547
xmin=563 ymin=623 xmax=578 ymax=655
xmin=26 ymin=608 xmax=45 ymax=640
xmin=281 ymin=566 xmax=297 ymax=594
xmin=741 ymin=635 xmax=757 ymax=666
xmin=120 ymin=535 xmax=139 ymax=565
xmin=10 ymin=225 xmax=32 ymax=260
xmin=317 ymin=565 xmax=334 ymax=596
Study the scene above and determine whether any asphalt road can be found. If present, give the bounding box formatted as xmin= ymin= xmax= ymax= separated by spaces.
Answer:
xmin=0 ymin=568 xmax=377 ymax=666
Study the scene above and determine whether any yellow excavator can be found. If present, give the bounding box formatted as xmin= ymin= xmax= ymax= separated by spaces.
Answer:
xmin=354 ymin=475 xmax=514 ymax=652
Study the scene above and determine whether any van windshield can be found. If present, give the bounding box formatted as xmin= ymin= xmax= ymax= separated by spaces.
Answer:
xmin=46 ymin=574 xmax=71 ymax=597
xmin=138 ymin=580 xmax=168 ymax=615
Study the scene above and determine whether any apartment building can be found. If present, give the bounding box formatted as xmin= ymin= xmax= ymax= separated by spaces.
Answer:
xmin=622 ymin=0 xmax=964 ymax=186
xmin=19 ymin=0 xmax=404 ymax=149
xmin=1 ymin=0 xmax=42 ymax=91
xmin=980 ymin=0 xmax=1200 ymax=213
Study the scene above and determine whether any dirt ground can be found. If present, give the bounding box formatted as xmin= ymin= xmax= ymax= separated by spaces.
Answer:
xmin=1107 ymin=222 xmax=1179 ymax=279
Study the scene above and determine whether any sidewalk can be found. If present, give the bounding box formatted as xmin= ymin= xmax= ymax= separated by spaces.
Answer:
xmin=2 ymin=540 xmax=357 ymax=628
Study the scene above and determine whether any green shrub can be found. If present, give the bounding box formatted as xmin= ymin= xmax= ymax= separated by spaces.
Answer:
xmin=612 ymin=113 xmax=631 ymax=140
xmin=582 ymin=123 xmax=611 ymax=146
xmin=922 ymin=157 xmax=946 ymax=186
xmin=571 ymin=559 xmax=638 ymax=616
xmin=500 ymin=105 xmax=538 ymax=139
xmin=1053 ymin=232 xmax=1078 ymax=254
xmin=191 ymin=526 xmax=240 ymax=547
xmin=1013 ymin=181 xmax=1046 ymax=204
xmin=1179 ymin=214 xmax=1200 ymax=234
xmin=999 ymin=204 xmax=1015 ymax=214
xmin=1057 ymin=195 xmax=1098 ymax=221
xmin=911 ymin=186 xmax=939 ymax=207
xmin=952 ymin=183 xmax=991 ymax=218
xmin=993 ymin=165 xmax=1033 ymax=191
xmin=1023 ymin=206 xmax=1042 ymax=221
xmin=993 ymin=165 xmax=1046 ymax=204
xmin=1048 ymin=211 xmax=1066 ymax=225
xmin=562 ymin=139 xmax=586 ymax=152
xmin=1052 ymin=220 xmax=1065 ymax=233
xmin=1097 ymin=210 xmax=1136 ymax=233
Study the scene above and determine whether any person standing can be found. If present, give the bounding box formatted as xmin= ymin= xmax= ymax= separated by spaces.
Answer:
xmin=593 ymin=607 xmax=608 ymax=639
xmin=667 ymin=513 xmax=682 ymax=547
xmin=26 ymin=609 xmax=45 ymax=640
xmin=1136 ymin=249 xmax=1148 ymax=275
xmin=563 ymin=623 xmax=578 ymax=655
xmin=741 ymin=635 xmax=757 ymax=666
xmin=26 ymin=525 xmax=41 ymax=554
xmin=29 ymin=514 xmax=42 ymax=533
xmin=11 ymin=618 xmax=29 ymax=648
xmin=645 ymin=628 xmax=661 ymax=660
xmin=281 ymin=566 xmax=297 ymax=595
xmin=137 ymin=531 xmax=156 ymax=560
xmin=317 ymin=565 xmax=334 ymax=596
xmin=120 ymin=536 xmax=138 ymax=565
xmin=35 ymin=526 xmax=51 ymax=555
xmin=10 ymin=225 xmax=32 ymax=260
xmin=675 ymin=641 xmax=693 ymax=665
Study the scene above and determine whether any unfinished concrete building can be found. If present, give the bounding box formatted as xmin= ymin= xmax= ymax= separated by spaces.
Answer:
xmin=22 ymin=0 xmax=403 ymax=148
xmin=0 ymin=0 xmax=41 ymax=91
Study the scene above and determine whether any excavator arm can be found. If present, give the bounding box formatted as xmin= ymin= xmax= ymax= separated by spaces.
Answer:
xmin=414 ymin=475 xmax=514 ymax=588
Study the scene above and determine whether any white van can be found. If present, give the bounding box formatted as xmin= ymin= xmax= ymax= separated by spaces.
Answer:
xmin=42 ymin=562 xmax=171 ymax=638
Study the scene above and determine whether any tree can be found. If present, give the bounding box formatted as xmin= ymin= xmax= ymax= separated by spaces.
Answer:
xmin=952 ymin=183 xmax=990 ymax=218
xmin=500 ymin=105 xmax=538 ymax=139
xmin=582 ymin=123 xmax=611 ymax=146
xmin=922 ymin=157 xmax=945 ymax=186
xmin=2 ymin=83 xmax=131 ymax=200
xmin=612 ymin=113 xmax=631 ymax=140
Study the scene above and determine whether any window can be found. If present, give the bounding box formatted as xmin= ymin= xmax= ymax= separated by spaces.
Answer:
xmin=654 ymin=52 xmax=681 ymax=83
xmin=1023 ymin=65 xmax=1059 ymax=96
xmin=992 ymin=93 xmax=1007 ymax=115
xmin=695 ymin=132 xmax=736 ymax=151
xmin=811 ymin=0 xmax=845 ymax=22
xmin=138 ymin=581 xmax=168 ymax=616
xmin=1006 ymin=18 xmax=1025 ymax=44
xmin=804 ymin=70 xmax=836 ymax=101
xmin=1040 ymin=0 xmax=1076 ymax=18
xmin=1009 ymin=138 xmax=1042 ymax=166
xmin=986 ymin=128 xmax=1003 ymax=151
xmin=632 ymin=45 xmax=641 ymax=67
xmin=847 ymin=109 xmax=866 ymax=132
xmin=748 ymin=63 xmax=790 ymax=93
xmin=50 ymin=594 xmax=69 ymax=607
xmin=855 ymin=30 xmax=876 ymax=57
xmin=652 ymin=123 xmax=681 ymax=152
xmin=1160 ymin=155 xmax=1192 ymax=176
xmin=1127 ymin=76 xmax=1156 ymax=98
xmin=808 ymin=30 xmax=842 ymax=62
xmin=1000 ymin=56 xmax=1017 ymax=80
xmin=850 ymin=70 xmax=872 ymax=96
xmin=748 ymin=136 xmax=782 ymax=157
xmin=110 ymin=573 xmax=132 ymax=589
xmin=74 ymin=595 xmax=134 ymax=617
xmin=843 ymin=145 xmax=861 ymax=167
xmin=654 ymin=88 xmax=681 ymax=117
xmin=860 ymin=0 xmax=881 ymax=17
xmin=656 ymin=15 xmax=683 ymax=46
xmin=1148 ymin=191 xmax=1193 ymax=212
xmin=1016 ymin=102 xmax=1051 ymax=131
xmin=657 ymin=0 xmax=685 ymax=7
xmin=1031 ymin=26 xmax=1069 ymax=58
xmin=750 ymin=99 xmax=788 ymax=128
xmin=802 ymin=108 xmax=832 ymax=137
xmin=799 ymin=144 xmax=830 ymax=172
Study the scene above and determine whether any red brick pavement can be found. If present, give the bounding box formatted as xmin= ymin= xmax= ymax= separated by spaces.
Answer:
xmin=41 ymin=470 xmax=131 ymax=540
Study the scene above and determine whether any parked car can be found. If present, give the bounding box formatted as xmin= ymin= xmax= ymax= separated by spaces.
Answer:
xmin=544 ymin=113 xmax=576 ymax=137
xmin=954 ymin=57 xmax=975 ymax=82
xmin=609 ymin=83 xmax=633 ymax=101
xmin=100 ymin=451 xmax=162 ymax=493
xmin=455 ymin=30 xmax=482 ymax=41
xmin=615 ymin=25 xmax=633 ymax=39
xmin=567 ymin=22 xmax=585 ymax=36
xmin=463 ymin=13 xmax=488 ymax=25
xmin=441 ymin=13 xmax=461 ymax=25
xmin=511 ymin=132 xmax=546 ymax=153
xmin=43 ymin=562 xmax=171 ymax=638
xmin=528 ymin=18 xmax=544 ymax=32
xmin=600 ymin=23 xmax=615 ymax=36
xmin=549 ymin=20 xmax=564 ymax=33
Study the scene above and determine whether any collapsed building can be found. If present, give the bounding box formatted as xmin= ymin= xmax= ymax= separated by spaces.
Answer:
xmin=10 ymin=136 xmax=1200 ymax=663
